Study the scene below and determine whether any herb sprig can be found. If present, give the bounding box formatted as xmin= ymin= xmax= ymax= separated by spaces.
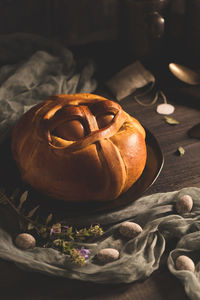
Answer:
xmin=0 ymin=188 xmax=103 ymax=265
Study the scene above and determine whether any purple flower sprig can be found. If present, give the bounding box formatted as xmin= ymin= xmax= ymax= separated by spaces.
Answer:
xmin=49 ymin=224 xmax=103 ymax=242
xmin=47 ymin=223 xmax=103 ymax=265
xmin=78 ymin=247 xmax=91 ymax=259
xmin=68 ymin=247 xmax=91 ymax=266
xmin=51 ymin=239 xmax=91 ymax=266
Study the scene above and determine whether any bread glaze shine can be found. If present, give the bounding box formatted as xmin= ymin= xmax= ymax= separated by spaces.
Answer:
xmin=11 ymin=93 xmax=147 ymax=202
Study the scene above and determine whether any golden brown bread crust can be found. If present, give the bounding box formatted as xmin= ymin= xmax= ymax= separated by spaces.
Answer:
xmin=11 ymin=93 xmax=147 ymax=202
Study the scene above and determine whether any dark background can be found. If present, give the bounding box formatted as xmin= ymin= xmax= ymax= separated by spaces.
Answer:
xmin=0 ymin=0 xmax=200 ymax=72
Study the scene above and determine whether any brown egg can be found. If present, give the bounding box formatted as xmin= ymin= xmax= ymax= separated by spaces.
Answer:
xmin=54 ymin=120 xmax=85 ymax=141
xmin=119 ymin=221 xmax=143 ymax=238
xmin=175 ymin=255 xmax=195 ymax=272
xmin=97 ymin=248 xmax=119 ymax=263
xmin=176 ymin=194 xmax=193 ymax=215
xmin=97 ymin=114 xmax=114 ymax=128
xmin=15 ymin=233 xmax=36 ymax=250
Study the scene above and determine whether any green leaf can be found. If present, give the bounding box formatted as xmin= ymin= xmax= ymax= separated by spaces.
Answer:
xmin=176 ymin=146 xmax=185 ymax=156
xmin=27 ymin=222 xmax=35 ymax=231
xmin=17 ymin=191 xmax=28 ymax=210
xmin=27 ymin=205 xmax=40 ymax=218
xmin=45 ymin=213 xmax=53 ymax=225
xmin=164 ymin=116 xmax=179 ymax=125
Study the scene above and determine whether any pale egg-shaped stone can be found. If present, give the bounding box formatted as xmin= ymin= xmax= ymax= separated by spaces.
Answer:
xmin=175 ymin=255 xmax=195 ymax=272
xmin=15 ymin=233 xmax=36 ymax=250
xmin=119 ymin=221 xmax=143 ymax=238
xmin=176 ymin=194 xmax=193 ymax=214
xmin=97 ymin=248 xmax=119 ymax=263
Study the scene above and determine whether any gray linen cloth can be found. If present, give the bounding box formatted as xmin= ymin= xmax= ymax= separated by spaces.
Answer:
xmin=0 ymin=32 xmax=97 ymax=142
xmin=1 ymin=187 xmax=200 ymax=300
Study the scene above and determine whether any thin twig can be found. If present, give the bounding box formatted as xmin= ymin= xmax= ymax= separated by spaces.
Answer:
xmin=0 ymin=189 xmax=41 ymax=234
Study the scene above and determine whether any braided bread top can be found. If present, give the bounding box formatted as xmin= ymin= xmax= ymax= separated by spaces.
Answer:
xmin=11 ymin=93 xmax=147 ymax=202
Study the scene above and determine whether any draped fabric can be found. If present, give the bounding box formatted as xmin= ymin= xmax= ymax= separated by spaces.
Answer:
xmin=1 ymin=187 xmax=200 ymax=300
xmin=0 ymin=33 xmax=97 ymax=143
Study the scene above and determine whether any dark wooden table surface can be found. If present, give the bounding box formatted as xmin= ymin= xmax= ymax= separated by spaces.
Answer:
xmin=1 ymin=42 xmax=200 ymax=300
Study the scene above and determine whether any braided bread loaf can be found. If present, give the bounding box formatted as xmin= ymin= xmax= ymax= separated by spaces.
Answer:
xmin=11 ymin=93 xmax=147 ymax=202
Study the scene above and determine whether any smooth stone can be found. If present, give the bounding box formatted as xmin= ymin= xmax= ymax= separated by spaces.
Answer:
xmin=119 ymin=221 xmax=143 ymax=238
xmin=97 ymin=248 xmax=119 ymax=263
xmin=15 ymin=233 xmax=36 ymax=250
xmin=175 ymin=255 xmax=195 ymax=272
xmin=176 ymin=194 xmax=193 ymax=214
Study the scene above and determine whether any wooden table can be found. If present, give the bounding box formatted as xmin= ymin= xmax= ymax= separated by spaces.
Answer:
xmin=0 ymin=42 xmax=200 ymax=300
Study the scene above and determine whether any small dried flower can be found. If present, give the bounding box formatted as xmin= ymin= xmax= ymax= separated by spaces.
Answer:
xmin=62 ymin=225 xmax=69 ymax=230
xmin=70 ymin=248 xmax=86 ymax=265
xmin=88 ymin=225 xmax=103 ymax=237
xmin=78 ymin=247 xmax=91 ymax=259
xmin=75 ymin=224 xmax=103 ymax=241
xmin=52 ymin=223 xmax=61 ymax=233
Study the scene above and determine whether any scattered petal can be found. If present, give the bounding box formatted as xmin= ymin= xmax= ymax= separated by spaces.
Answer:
xmin=164 ymin=116 xmax=179 ymax=125
xmin=176 ymin=146 xmax=185 ymax=156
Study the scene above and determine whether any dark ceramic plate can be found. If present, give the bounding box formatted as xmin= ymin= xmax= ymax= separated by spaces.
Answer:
xmin=28 ymin=127 xmax=164 ymax=217
xmin=1 ymin=128 xmax=164 ymax=218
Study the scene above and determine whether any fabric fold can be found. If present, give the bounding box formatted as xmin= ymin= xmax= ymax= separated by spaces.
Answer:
xmin=0 ymin=33 xmax=97 ymax=143
xmin=0 ymin=186 xmax=200 ymax=294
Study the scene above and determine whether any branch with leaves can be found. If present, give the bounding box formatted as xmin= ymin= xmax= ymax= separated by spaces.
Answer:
xmin=0 ymin=188 xmax=103 ymax=265
xmin=0 ymin=188 xmax=41 ymax=233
